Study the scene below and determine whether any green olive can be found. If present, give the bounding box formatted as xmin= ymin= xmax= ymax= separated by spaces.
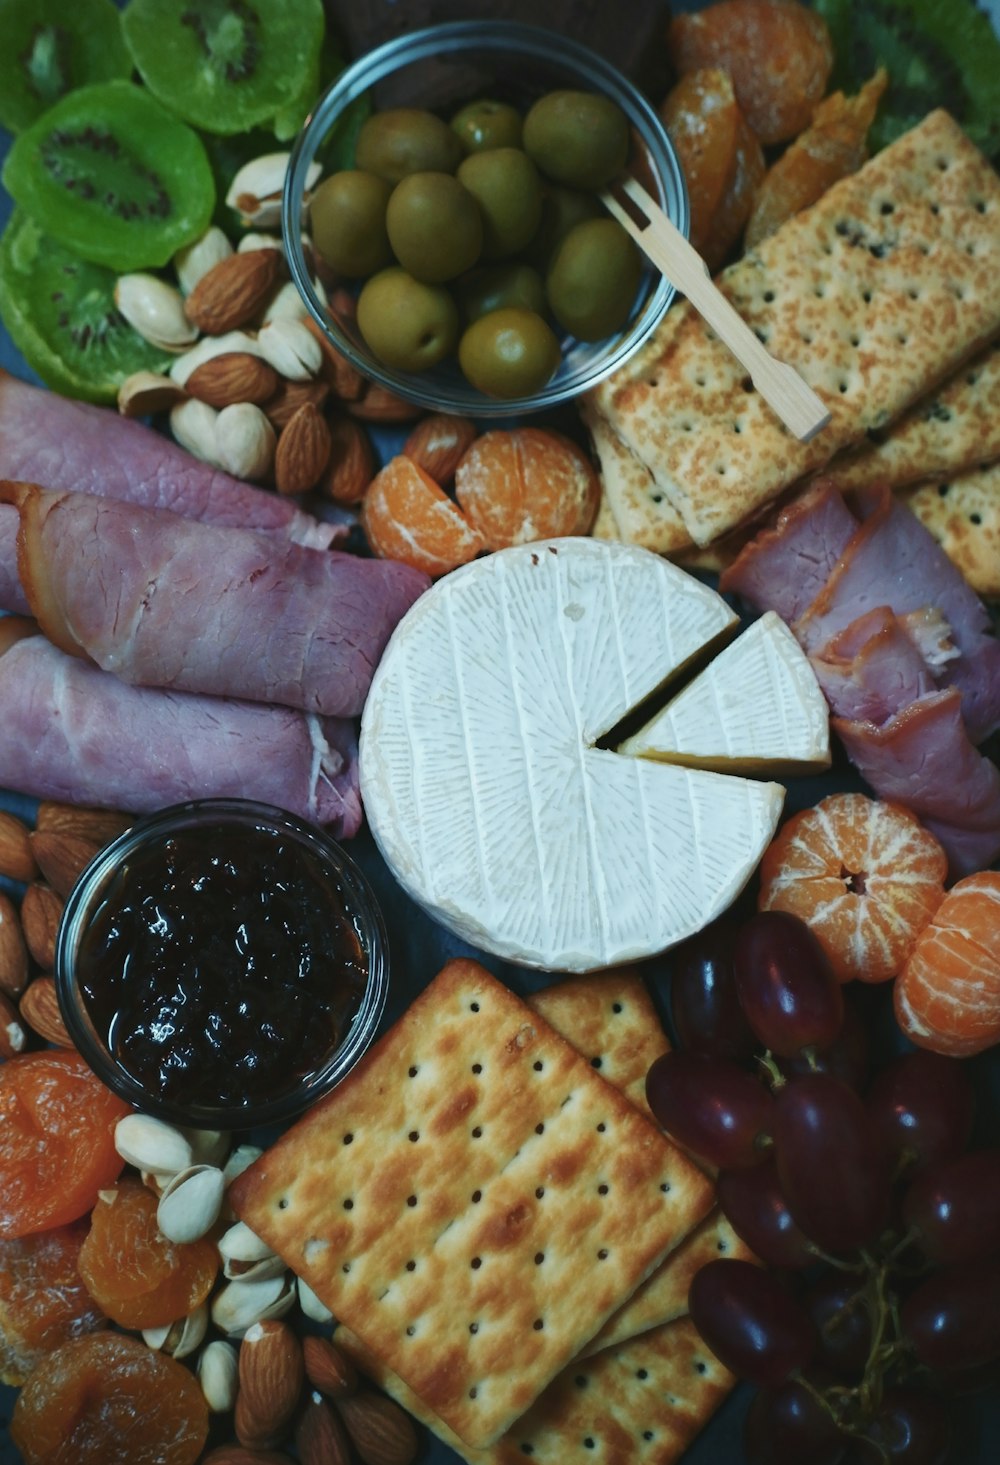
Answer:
xmin=385 ymin=172 xmax=483 ymax=284
xmin=545 ymin=218 xmax=642 ymax=340
xmin=458 ymin=307 xmax=561 ymax=399
xmin=524 ymin=184 xmax=602 ymax=272
xmin=355 ymin=107 xmax=463 ymax=184
xmin=523 ymin=90 xmax=629 ymax=189
xmin=455 ymin=148 xmax=542 ymax=262
xmin=357 ymin=266 xmax=459 ymax=372
xmin=450 ymin=98 xmax=523 ymax=154
xmin=309 ymin=170 xmax=393 ymax=278
xmin=457 ymin=262 xmax=547 ymax=323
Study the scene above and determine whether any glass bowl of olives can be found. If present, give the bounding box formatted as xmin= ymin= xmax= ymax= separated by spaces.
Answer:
xmin=283 ymin=19 xmax=689 ymax=416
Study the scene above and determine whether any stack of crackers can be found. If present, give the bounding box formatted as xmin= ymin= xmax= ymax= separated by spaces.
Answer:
xmin=230 ymin=958 xmax=752 ymax=1462
xmin=586 ymin=110 xmax=1000 ymax=600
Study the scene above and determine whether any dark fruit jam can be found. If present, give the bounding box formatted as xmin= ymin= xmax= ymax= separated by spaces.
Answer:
xmin=75 ymin=822 xmax=369 ymax=1111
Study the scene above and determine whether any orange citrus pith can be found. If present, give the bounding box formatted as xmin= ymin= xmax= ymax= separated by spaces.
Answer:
xmin=11 ymin=1331 xmax=208 ymax=1465
xmin=77 ymin=1179 xmax=217 ymax=1330
xmin=758 ymin=792 xmax=947 ymax=984
xmin=362 ymin=453 xmax=484 ymax=577
xmin=895 ymin=871 xmax=1000 ymax=1057
xmin=454 ymin=426 xmax=600 ymax=549
xmin=0 ymin=1050 xmax=130 ymax=1238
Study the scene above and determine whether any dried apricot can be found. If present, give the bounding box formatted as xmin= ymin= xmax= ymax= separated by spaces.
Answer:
xmin=744 ymin=69 xmax=888 ymax=249
xmin=895 ymin=872 xmax=1000 ymax=1058
xmin=0 ymin=1050 xmax=129 ymax=1239
xmin=454 ymin=426 xmax=600 ymax=549
xmin=758 ymin=793 xmax=947 ymax=984
xmin=703 ymin=97 xmax=766 ymax=272
xmin=78 ymin=1178 xmax=218 ymax=1330
xmin=11 ymin=1331 xmax=208 ymax=1465
xmin=0 ymin=1222 xmax=105 ymax=1385
xmin=668 ymin=0 xmax=835 ymax=145
xmin=361 ymin=454 xmax=485 ymax=578
xmin=659 ymin=69 xmax=742 ymax=263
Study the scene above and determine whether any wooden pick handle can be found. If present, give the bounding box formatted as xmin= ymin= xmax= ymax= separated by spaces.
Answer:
xmin=602 ymin=176 xmax=831 ymax=444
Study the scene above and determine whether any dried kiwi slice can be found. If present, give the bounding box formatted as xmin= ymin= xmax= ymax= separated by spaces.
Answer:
xmin=121 ymin=0 xmax=325 ymax=137
xmin=814 ymin=0 xmax=1000 ymax=159
xmin=2 ymin=81 xmax=215 ymax=272
xmin=0 ymin=0 xmax=132 ymax=133
xmin=0 ymin=211 xmax=171 ymax=405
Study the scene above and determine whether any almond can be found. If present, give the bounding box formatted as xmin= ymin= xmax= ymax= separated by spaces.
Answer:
xmin=29 ymin=830 xmax=100 ymax=900
xmin=303 ymin=316 xmax=365 ymax=402
xmin=0 ymin=810 xmax=37 ymax=883
xmin=274 ymin=402 xmax=332 ymax=495
xmin=336 ymin=1391 xmax=419 ymax=1465
xmin=186 ymin=352 xmax=279 ymax=409
xmin=262 ymin=376 xmax=330 ymax=431
xmin=403 ymin=414 xmax=478 ymax=486
xmin=0 ymin=990 xmax=28 ymax=1059
xmin=236 ymin=1318 xmax=303 ymax=1448
xmin=20 ymin=977 xmax=74 ymax=1049
xmin=35 ymin=803 xmax=132 ymax=845
xmin=319 ymin=414 xmax=374 ymax=505
xmin=185 ymin=250 xmax=282 ymax=335
xmin=0 ymin=892 xmax=29 ymax=999
xmin=21 ymin=883 xmax=64 ymax=971
xmin=348 ymin=382 xmax=422 ymax=423
xmin=302 ymin=1335 xmax=358 ymax=1400
xmin=296 ymin=1392 xmax=352 ymax=1465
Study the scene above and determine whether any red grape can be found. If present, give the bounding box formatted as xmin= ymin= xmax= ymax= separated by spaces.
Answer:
xmin=902 ymin=1257 xmax=1000 ymax=1372
xmin=645 ymin=1049 xmax=773 ymax=1169
xmin=734 ymin=911 xmax=844 ymax=1058
xmin=901 ymin=1149 xmax=1000 ymax=1264
xmin=688 ymin=1258 xmax=816 ymax=1387
xmin=844 ymin=1389 xmax=953 ymax=1465
xmin=670 ymin=919 xmax=758 ymax=1060
xmin=778 ymin=995 xmax=871 ymax=1093
xmin=717 ymin=1158 xmax=817 ymax=1269
xmin=803 ymin=1272 xmax=873 ymax=1377
xmin=866 ymin=1050 xmax=975 ymax=1178
xmin=744 ymin=1377 xmax=847 ymax=1465
xmin=772 ymin=1074 xmax=890 ymax=1253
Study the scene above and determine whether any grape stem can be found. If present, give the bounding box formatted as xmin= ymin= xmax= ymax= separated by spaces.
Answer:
xmin=755 ymin=1048 xmax=786 ymax=1089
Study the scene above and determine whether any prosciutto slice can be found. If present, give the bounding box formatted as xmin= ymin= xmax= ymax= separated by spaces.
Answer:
xmin=0 ymin=621 xmax=361 ymax=836
xmin=721 ymin=479 xmax=1000 ymax=875
xmin=1 ymin=482 xmax=428 ymax=717
xmin=0 ymin=369 xmax=339 ymax=612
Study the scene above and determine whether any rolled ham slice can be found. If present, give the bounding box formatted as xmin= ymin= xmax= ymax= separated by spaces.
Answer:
xmin=0 ymin=622 xmax=362 ymax=837
xmin=1 ymin=481 xmax=428 ymax=717
xmin=0 ymin=369 xmax=340 ymax=613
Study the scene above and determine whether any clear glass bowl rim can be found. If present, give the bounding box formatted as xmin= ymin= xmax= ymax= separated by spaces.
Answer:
xmin=282 ymin=18 xmax=690 ymax=417
xmin=55 ymin=798 xmax=389 ymax=1131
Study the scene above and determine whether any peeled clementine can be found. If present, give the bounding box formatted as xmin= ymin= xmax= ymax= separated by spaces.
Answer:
xmin=362 ymin=454 xmax=484 ymax=578
xmin=894 ymin=871 xmax=1000 ymax=1057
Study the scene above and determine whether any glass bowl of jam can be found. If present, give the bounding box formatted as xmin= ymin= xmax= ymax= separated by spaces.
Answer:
xmin=54 ymin=799 xmax=389 ymax=1130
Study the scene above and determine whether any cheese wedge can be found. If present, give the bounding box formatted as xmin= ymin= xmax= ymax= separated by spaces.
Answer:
xmin=619 ymin=611 xmax=831 ymax=774
xmin=360 ymin=539 xmax=784 ymax=971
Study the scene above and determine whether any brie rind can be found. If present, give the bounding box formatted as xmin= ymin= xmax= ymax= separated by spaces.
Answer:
xmin=619 ymin=611 xmax=831 ymax=774
xmin=360 ymin=539 xmax=784 ymax=972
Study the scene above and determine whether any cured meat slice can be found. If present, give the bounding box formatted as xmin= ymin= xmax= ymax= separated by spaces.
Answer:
xmin=833 ymin=690 xmax=1000 ymax=877
xmin=0 ymin=370 xmax=339 ymax=611
xmin=0 ymin=623 xmax=361 ymax=837
xmin=809 ymin=607 xmax=935 ymax=725
xmin=1 ymin=482 xmax=429 ymax=717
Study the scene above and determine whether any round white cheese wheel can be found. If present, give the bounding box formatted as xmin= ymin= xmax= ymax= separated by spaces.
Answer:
xmin=360 ymin=538 xmax=785 ymax=971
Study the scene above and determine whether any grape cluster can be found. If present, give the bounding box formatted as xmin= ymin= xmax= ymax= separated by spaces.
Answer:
xmin=646 ymin=911 xmax=1000 ymax=1465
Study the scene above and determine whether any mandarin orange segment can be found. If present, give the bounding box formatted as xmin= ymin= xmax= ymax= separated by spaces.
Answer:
xmin=758 ymin=793 xmax=948 ymax=984
xmin=361 ymin=454 xmax=484 ymax=578
xmin=11 ymin=1331 xmax=208 ymax=1465
xmin=894 ymin=872 xmax=1000 ymax=1058
xmin=453 ymin=426 xmax=600 ymax=549
xmin=744 ymin=69 xmax=888 ymax=250
xmin=78 ymin=1179 xmax=218 ymax=1330
xmin=0 ymin=1222 xmax=105 ymax=1385
xmin=668 ymin=0 xmax=834 ymax=145
xmin=0 ymin=1050 xmax=130 ymax=1239
xmin=659 ymin=69 xmax=741 ymax=262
